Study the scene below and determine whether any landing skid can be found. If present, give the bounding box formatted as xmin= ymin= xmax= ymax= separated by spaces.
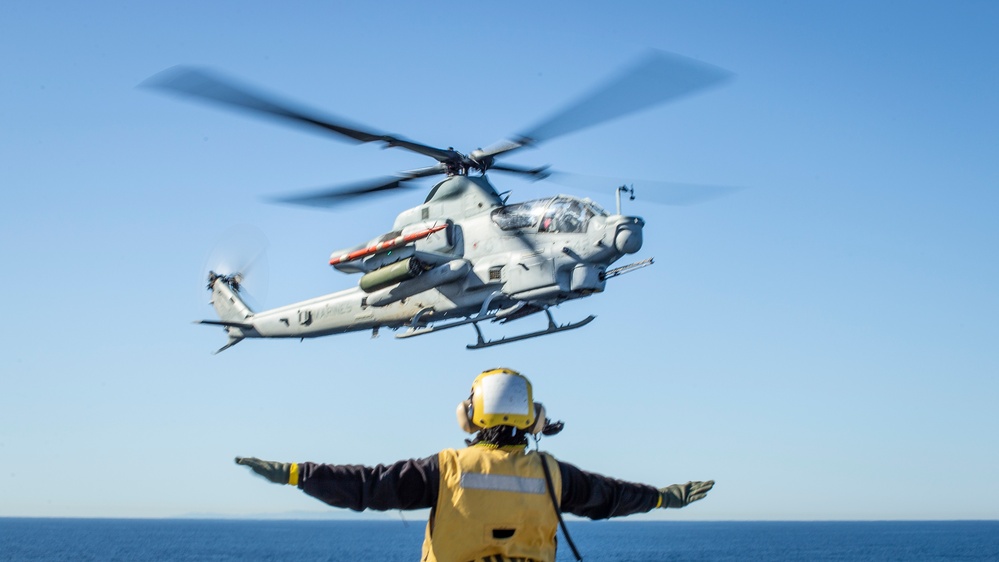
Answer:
xmin=396 ymin=303 xmax=594 ymax=349
xmin=396 ymin=310 xmax=499 ymax=339
xmin=396 ymin=292 xmax=505 ymax=340
xmin=467 ymin=309 xmax=595 ymax=349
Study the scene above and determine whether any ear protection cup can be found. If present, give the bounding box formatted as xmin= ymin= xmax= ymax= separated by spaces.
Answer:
xmin=456 ymin=399 xmax=480 ymax=433
xmin=527 ymin=402 xmax=546 ymax=435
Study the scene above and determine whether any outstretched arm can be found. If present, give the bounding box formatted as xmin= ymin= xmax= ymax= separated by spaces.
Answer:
xmin=235 ymin=455 xmax=440 ymax=512
xmin=557 ymin=460 xmax=713 ymax=519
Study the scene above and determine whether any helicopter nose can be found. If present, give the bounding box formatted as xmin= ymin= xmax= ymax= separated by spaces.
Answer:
xmin=614 ymin=217 xmax=644 ymax=254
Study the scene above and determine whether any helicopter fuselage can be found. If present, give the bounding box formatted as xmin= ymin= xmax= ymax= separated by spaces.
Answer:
xmin=204 ymin=176 xmax=646 ymax=351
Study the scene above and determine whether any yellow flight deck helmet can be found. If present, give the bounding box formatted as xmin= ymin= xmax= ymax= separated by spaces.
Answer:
xmin=457 ymin=368 xmax=547 ymax=434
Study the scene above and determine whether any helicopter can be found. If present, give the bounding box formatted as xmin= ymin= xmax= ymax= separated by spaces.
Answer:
xmin=145 ymin=50 xmax=732 ymax=352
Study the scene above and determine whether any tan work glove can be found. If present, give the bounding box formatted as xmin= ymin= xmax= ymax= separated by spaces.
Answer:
xmin=659 ymin=480 xmax=714 ymax=508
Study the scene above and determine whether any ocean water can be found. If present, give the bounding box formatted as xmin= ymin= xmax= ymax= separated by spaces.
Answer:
xmin=1 ymin=519 xmax=997 ymax=561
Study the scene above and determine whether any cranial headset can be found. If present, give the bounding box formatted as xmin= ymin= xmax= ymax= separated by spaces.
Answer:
xmin=456 ymin=368 xmax=546 ymax=435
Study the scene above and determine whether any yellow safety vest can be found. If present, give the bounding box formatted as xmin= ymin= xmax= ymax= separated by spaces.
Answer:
xmin=422 ymin=445 xmax=562 ymax=562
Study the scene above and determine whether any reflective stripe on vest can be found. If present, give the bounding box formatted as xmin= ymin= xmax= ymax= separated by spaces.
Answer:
xmin=460 ymin=472 xmax=546 ymax=495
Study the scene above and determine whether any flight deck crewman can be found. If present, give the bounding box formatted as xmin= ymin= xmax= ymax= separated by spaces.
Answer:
xmin=236 ymin=368 xmax=714 ymax=562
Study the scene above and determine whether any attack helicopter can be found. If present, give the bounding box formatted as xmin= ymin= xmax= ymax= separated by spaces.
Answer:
xmin=145 ymin=50 xmax=731 ymax=352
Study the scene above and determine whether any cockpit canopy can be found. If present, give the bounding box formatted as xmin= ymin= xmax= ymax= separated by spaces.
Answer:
xmin=491 ymin=196 xmax=607 ymax=233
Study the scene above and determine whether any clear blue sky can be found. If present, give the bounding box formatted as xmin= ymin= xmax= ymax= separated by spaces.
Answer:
xmin=2 ymin=1 xmax=996 ymax=520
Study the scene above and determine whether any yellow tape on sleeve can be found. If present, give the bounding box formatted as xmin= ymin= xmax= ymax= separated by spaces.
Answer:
xmin=288 ymin=463 xmax=299 ymax=486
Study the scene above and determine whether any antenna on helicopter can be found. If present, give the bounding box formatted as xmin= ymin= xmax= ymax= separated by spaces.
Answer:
xmin=616 ymin=184 xmax=635 ymax=215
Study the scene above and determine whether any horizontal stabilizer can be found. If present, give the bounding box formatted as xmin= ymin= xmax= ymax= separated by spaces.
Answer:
xmin=197 ymin=319 xmax=255 ymax=330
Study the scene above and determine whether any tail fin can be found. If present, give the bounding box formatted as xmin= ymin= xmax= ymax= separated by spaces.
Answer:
xmin=200 ymin=272 xmax=254 ymax=353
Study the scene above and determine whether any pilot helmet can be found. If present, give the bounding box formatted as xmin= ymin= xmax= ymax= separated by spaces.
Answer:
xmin=457 ymin=368 xmax=546 ymax=434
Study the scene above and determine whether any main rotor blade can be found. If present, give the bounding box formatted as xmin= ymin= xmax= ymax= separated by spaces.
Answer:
xmin=271 ymin=165 xmax=446 ymax=208
xmin=489 ymin=163 xmax=551 ymax=180
xmin=142 ymin=66 xmax=459 ymax=163
xmin=479 ymin=50 xmax=732 ymax=159
xmin=545 ymin=171 xmax=744 ymax=206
